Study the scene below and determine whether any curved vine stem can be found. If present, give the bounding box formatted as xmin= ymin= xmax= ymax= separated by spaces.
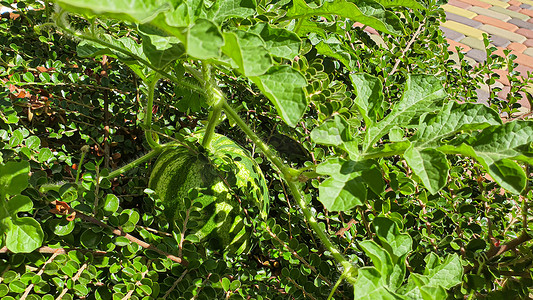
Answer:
xmin=222 ymin=103 xmax=358 ymax=284
xmin=144 ymin=76 xmax=161 ymax=149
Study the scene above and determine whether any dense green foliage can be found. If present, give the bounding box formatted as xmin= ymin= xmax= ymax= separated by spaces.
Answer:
xmin=0 ymin=0 xmax=532 ymax=299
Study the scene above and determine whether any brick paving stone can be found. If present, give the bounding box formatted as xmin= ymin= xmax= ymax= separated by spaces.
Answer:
xmin=508 ymin=18 xmax=533 ymax=29
xmin=440 ymin=26 xmax=466 ymax=41
xmin=473 ymin=14 xmax=519 ymax=31
xmin=446 ymin=12 xmax=483 ymax=27
xmin=515 ymin=0 xmax=533 ymax=7
xmin=520 ymin=3 xmax=533 ymax=8
xmin=509 ymin=0 xmax=522 ymax=5
xmin=489 ymin=6 xmax=530 ymax=20
xmin=461 ymin=36 xmax=490 ymax=49
xmin=480 ymin=24 xmax=527 ymax=42
xmin=497 ymin=85 xmax=511 ymax=100
xmin=493 ymin=68 xmax=511 ymax=85
xmin=515 ymin=63 xmax=533 ymax=76
xmin=449 ymin=51 xmax=478 ymax=65
xmin=516 ymin=27 xmax=533 ymax=38
xmin=443 ymin=4 xmax=478 ymax=18
xmin=509 ymin=5 xmax=522 ymax=10
xmin=490 ymin=34 xmax=512 ymax=47
xmin=475 ymin=88 xmax=490 ymax=105
xmin=469 ymin=6 xmax=511 ymax=20
xmin=442 ymin=21 xmax=486 ymax=39
xmin=524 ymin=38 xmax=533 ymax=46
xmin=466 ymin=48 xmax=488 ymax=61
xmin=447 ymin=38 xmax=473 ymax=52
xmin=508 ymin=41 xmax=528 ymax=52
xmin=449 ymin=0 xmax=473 ymax=8
xmin=477 ymin=0 xmax=510 ymax=7
xmin=523 ymin=47 xmax=533 ymax=56
xmin=519 ymin=8 xmax=533 ymax=16
xmin=457 ymin=0 xmax=493 ymax=8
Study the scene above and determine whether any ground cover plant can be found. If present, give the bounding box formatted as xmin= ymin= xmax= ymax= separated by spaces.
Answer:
xmin=0 ymin=0 xmax=532 ymax=298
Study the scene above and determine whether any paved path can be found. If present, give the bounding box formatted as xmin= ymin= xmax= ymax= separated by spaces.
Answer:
xmin=441 ymin=0 xmax=533 ymax=111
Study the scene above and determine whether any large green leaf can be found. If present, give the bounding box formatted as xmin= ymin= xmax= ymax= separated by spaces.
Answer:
xmin=352 ymin=267 xmax=408 ymax=299
xmin=359 ymin=240 xmax=394 ymax=277
xmin=187 ymin=18 xmax=224 ymax=60
xmin=439 ymin=121 xmax=533 ymax=194
xmin=423 ymin=253 xmax=462 ymax=289
xmin=0 ymin=161 xmax=30 ymax=198
xmin=310 ymin=115 xmax=351 ymax=147
xmin=250 ymin=66 xmax=308 ymax=127
xmin=287 ymin=0 xmax=404 ymax=35
xmin=315 ymin=42 xmax=353 ymax=70
xmin=350 ymin=73 xmax=385 ymax=126
xmin=5 ymin=217 xmax=44 ymax=253
xmin=316 ymin=158 xmax=384 ymax=211
xmin=221 ymin=30 xmax=272 ymax=76
xmin=371 ymin=0 xmax=426 ymax=9
xmin=402 ymin=254 xmax=462 ymax=298
xmin=205 ymin=0 xmax=256 ymax=24
xmin=373 ymin=217 xmax=412 ymax=260
xmin=139 ymin=24 xmax=186 ymax=69
xmin=363 ymin=75 xmax=446 ymax=152
xmin=404 ymin=147 xmax=449 ymax=194
xmin=412 ymin=101 xmax=502 ymax=148
xmin=55 ymin=0 xmax=170 ymax=23
xmin=248 ymin=23 xmax=301 ymax=60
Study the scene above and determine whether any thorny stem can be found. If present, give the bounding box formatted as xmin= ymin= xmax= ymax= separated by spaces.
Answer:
xmin=327 ymin=271 xmax=347 ymax=300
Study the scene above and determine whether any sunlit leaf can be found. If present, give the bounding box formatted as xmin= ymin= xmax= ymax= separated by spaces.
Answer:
xmin=0 ymin=161 xmax=30 ymax=197
xmin=250 ymin=66 xmax=307 ymax=127
xmin=363 ymin=75 xmax=446 ymax=151
xmin=221 ymin=30 xmax=272 ymax=76
xmin=404 ymin=147 xmax=449 ymax=194
xmin=287 ymin=0 xmax=404 ymax=35
xmin=350 ymin=73 xmax=385 ymax=126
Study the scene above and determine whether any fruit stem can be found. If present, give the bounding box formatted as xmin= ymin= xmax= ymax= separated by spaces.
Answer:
xmin=201 ymin=63 xmax=224 ymax=149
xmin=222 ymin=102 xmax=358 ymax=284
xmin=144 ymin=76 xmax=161 ymax=150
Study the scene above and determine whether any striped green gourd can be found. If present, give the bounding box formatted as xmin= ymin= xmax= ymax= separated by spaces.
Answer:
xmin=149 ymin=133 xmax=268 ymax=255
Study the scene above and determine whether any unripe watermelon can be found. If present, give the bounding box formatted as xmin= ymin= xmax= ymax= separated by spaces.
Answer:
xmin=149 ymin=133 xmax=268 ymax=255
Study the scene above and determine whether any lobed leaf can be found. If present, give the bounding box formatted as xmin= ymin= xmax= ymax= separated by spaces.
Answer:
xmin=250 ymin=66 xmax=308 ymax=127
xmin=412 ymin=101 xmax=502 ymax=148
xmin=55 ymin=0 xmax=170 ymax=23
xmin=287 ymin=0 xmax=404 ymax=36
xmin=439 ymin=121 xmax=533 ymax=194
xmin=350 ymin=73 xmax=385 ymax=126
xmin=363 ymin=75 xmax=446 ymax=152
xmin=316 ymin=158 xmax=384 ymax=211
xmin=221 ymin=30 xmax=272 ymax=77
xmin=248 ymin=23 xmax=301 ymax=60
xmin=404 ymin=147 xmax=449 ymax=195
